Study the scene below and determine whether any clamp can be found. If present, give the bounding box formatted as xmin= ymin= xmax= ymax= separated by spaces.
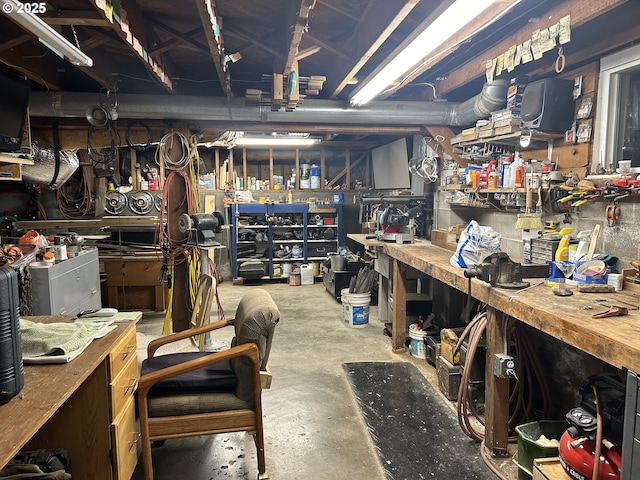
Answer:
xmin=605 ymin=193 xmax=628 ymax=227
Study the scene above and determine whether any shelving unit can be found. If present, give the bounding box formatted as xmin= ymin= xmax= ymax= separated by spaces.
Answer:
xmin=231 ymin=202 xmax=343 ymax=280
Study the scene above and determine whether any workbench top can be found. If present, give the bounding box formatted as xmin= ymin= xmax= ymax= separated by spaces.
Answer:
xmin=350 ymin=235 xmax=640 ymax=373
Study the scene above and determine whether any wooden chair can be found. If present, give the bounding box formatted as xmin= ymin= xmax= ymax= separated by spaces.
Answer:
xmin=137 ymin=288 xmax=280 ymax=480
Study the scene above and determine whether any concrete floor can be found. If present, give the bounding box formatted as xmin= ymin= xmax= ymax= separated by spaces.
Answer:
xmin=131 ymin=280 xmax=517 ymax=480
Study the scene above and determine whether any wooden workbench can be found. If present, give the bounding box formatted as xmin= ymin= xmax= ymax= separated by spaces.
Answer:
xmin=0 ymin=313 xmax=142 ymax=479
xmin=347 ymin=233 xmax=640 ymax=454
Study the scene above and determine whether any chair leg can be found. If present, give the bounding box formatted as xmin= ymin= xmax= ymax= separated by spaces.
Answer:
xmin=138 ymin=401 xmax=155 ymax=480
xmin=254 ymin=429 xmax=267 ymax=479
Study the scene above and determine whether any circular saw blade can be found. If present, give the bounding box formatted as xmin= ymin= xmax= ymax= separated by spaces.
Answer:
xmin=105 ymin=191 xmax=127 ymax=215
xmin=128 ymin=191 xmax=154 ymax=215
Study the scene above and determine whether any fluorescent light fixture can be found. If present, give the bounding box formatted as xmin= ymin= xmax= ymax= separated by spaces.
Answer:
xmin=1 ymin=0 xmax=93 ymax=67
xmin=235 ymin=137 xmax=320 ymax=147
xmin=350 ymin=0 xmax=512 ymax=106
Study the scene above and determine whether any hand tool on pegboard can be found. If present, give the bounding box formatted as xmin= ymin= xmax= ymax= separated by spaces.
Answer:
xmin=604 ymin=193 xmax=628 ymax=227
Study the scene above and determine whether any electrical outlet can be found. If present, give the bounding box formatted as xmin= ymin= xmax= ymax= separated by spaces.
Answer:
xmin=493 ymin=353 xmax=517 ymax=378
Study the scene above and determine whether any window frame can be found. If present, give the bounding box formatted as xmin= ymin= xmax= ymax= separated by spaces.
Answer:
xmin=593 ymin=43 xmax=640 ymax=173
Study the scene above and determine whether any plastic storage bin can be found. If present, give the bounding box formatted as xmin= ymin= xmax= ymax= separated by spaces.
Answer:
xmin=515 ymin=420 xmax=567 ymax=479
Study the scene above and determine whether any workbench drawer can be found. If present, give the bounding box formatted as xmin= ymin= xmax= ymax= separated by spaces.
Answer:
xmin=111 ymin=396 xmax=139 ymax=480
xmin=109 ymin=326 xmax=138 ymax=382
xmin=110 ymin=351 xmax=138 ymax=419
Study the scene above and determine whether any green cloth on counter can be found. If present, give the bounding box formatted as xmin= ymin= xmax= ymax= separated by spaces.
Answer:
xmin=20 ymin=319 xmax=115 ymax=360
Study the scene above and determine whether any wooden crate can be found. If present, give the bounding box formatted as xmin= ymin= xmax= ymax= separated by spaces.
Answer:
xmin=532 ymin=457 xmax=567 ymax=480
xmin=103 ymin=256 xmax=166 ymax=311
xmin=430 ymin=229 xmax=458 ymax=252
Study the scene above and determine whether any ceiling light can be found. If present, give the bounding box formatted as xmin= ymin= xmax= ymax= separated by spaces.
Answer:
xmin=1 ymin=0 xmax=93 ymax=67
xmin=235 ymin=137 xmax=320 ymax=147
xmin=350 ymin=0 xmax=519 ymax=106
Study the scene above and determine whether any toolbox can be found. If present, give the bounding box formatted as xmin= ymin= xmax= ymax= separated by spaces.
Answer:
xmin=436 ymin=355 xmax=461 ymax=401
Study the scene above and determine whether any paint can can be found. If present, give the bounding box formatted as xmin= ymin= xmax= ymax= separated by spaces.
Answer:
xmin=344 ymin=292 xmax=370 ymax=327
xmin=333 ymin=193 xmax=343 ymax=204
xmin=310 ymin=261 xmax=320 ymax=277
xmin=310 ymin=165 xmax=320 ymax=189
xmin=607 ymin=273 xmax=623 ymax=291
xmin=288 ymin=272 xmax=301 ymax=286
xmin=408 ymin=324 xmax=428 ymax=359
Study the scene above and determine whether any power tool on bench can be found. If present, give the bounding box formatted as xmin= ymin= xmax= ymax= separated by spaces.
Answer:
xmin=558 ymin=373 xmax=625 ymax=480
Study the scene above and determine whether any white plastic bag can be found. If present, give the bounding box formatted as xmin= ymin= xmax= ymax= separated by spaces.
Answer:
xmin=450 ymin=220 xmax=502 ymax=268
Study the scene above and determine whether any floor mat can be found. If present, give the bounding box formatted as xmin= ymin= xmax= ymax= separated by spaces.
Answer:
xmin=343 ymin=361 xmax=494 ymax=480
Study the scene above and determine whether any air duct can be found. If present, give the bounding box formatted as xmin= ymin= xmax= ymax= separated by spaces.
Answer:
xmin=28 ymin=80 xmax=508 ymax=128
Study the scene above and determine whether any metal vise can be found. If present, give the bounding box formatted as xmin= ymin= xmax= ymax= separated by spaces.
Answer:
xmin=464 ymin=252 xmax=548 ymax=289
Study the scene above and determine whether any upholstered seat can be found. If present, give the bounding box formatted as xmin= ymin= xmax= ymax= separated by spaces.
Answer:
xmin=137 ymin=288 xmax=280 ymax=480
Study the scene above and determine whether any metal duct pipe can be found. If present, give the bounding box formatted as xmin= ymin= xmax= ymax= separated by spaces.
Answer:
xmin=29 ymin=80 xmax=508 ymax=128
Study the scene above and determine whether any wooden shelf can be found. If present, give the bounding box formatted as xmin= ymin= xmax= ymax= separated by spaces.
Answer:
xmin=452 ymin=130 xmax=564 ymax=149
xmin=0 ymin=154 xmax=34 ymax=182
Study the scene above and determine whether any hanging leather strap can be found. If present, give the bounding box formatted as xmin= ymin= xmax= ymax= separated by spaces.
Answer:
xmin=48 ymin=120 xmax=61 ymax=188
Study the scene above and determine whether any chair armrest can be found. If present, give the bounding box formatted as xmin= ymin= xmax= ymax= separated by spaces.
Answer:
xmin=138 ymin=342 xmax=260 ymax=400
xmin=147 ymin=318 xmax=233 ymax=358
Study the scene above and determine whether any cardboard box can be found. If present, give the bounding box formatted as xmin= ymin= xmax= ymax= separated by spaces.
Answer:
xmin=436 ymin=355 xmax=461 ymax=401
xmin=532 ymin=457 xmax=566 ymax=480
xmin=440 ymin=328 xmax=463 ymax=365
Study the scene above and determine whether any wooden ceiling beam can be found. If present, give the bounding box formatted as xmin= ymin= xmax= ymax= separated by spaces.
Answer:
xmin=147 ymin=17 xmax=210 ymax=55
xmin=223 ymin=20 xmax=286 ymax=59
xmin=315 ymin=0 xmax=359 ymax=21
xmin=284 ymin=0 xmax=315 ymax=74
xmin=438 ymin=0 xmax=629 ymax=95
xmin=42 ymin=10 xmax=110 ymax=26
xmin=89 ymin=0 xmax=175 ymax=93
xmin=305 ymin=32 xmax=349 ymax=60
xmin=0 ymin=49 xmax=67 ymax=90
xmin=148 ymin=27 xmax=202 ymax=56
xmin=0 ymin=34 xmax=31 ymax=51
xmin=194 ymin=0 xmax=229 ymax=96
xmin=295 ymin=45 xmax=321 ymax=61
xmin=325 ymin=0 xmax=421 ymax=98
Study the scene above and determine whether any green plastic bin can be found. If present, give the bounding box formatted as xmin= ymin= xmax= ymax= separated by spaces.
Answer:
xmin=515 ymin=420 xmax=567 ymax=479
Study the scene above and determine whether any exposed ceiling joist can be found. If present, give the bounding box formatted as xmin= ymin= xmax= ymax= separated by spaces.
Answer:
xmin=284 ymin=0 xmax=315 ymax=74
xmin=0 ymin=49 xmax=67 ymax=90
xmin=296 ymin=45 xmax=321 ymax=61
xmin=316 ymin=0 xmax=359 ymax=21
xmin=439 ymin=0 xmax=628 ymax=95
xmin=224 ymin=19 xmax=285 ymax=59
xmin=305 ymin=32 xmax=349 ymax=60
xmin=0 ymin=34 xmax=31 ymax=51
xmin=326 ymin=0 xmax=420 ymax=98
xmin=42 ymin=10 xmax=110 ymax=26
xmin=149 ymin=27 xmax=202 ymax=56
xmin=196 ymin=0 xmax=231 ymax=95
xmin=148 ymin=17 xmax=210 ymax=55
xmin=89 ymin=0 xmax=175 ymax=93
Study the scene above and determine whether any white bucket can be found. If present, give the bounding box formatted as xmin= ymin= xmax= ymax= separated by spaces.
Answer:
xmin=282 ymin=263 xmax=292 ymax=278
xmin=343 ymin=292 xmax=370 ymax=328
xmin=300 ymin=264 xmax=314 ymax=285
xmin=408 ymin=324 xmax=428 ymax=359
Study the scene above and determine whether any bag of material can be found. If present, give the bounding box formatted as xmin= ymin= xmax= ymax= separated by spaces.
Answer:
xmin=450 ymin=220 xmax=501 ymax=268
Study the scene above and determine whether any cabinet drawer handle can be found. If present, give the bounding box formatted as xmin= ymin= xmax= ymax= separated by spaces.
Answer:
xmin=124 ymin=378 xmax=138 ymax=395
xmin=129 ymin=432 xmax=141 ymax=451
xmin=122 ymin=345 xmax=136 ymax=360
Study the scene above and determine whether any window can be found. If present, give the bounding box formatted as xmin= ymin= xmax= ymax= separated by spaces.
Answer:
xmin=594 ymin=43 xmax=640 ymax=172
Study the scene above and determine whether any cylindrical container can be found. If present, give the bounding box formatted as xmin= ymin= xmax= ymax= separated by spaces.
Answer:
xmin=288 ymin=272 xmax=301 ymax=286
xmin=53 ymin=237 xmax=67 ymax=263
xmin=273 ymin=263 xmax=281 ymax=278
xmin=300 ymin=264 xmax=314 ymax=285
xmin=282 ymin=262 xmax=292 ymax=278
xmin=329 ymin=253 xmax=346 ymax=271
xmin=300 ymin=175 xmax=310 ymax=189
xmin=607 ymin=273 xmax=623 ymax=291
xmin=0 ymin=267 xmax=24 ymax=404
xmin=310 ymin=165 xmax=320 ymax=189
xmin=310 ymin=261 xmax=320 ymax=277
xmin=43 ymin=251 xmax=55 ymax=266
xmin=345 ymin=292 xmax=370 ymax=327
xmin=408 ymin=324 xmax=428 ymax=359
xmin=333 ymin=193 xmax=343 ymax=204
xmin=291 ymin=245 xmax=302 ymax=259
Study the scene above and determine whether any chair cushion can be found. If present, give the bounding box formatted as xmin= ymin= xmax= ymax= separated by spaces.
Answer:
xmin=141 ymin=352 xmax=237 ymax=395
xmin=147 ymin=392 xmax=251 ymax=417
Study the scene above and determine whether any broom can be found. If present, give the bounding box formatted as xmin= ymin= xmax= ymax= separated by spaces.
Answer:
xmin=515 ymin=168 xmax=543 ymax=230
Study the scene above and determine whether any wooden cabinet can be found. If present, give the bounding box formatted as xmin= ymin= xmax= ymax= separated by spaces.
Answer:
xmin=109 ymin=325 xmax=139 ymax=480
xmin=103 ymin=255 xmax=166 ymax=311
